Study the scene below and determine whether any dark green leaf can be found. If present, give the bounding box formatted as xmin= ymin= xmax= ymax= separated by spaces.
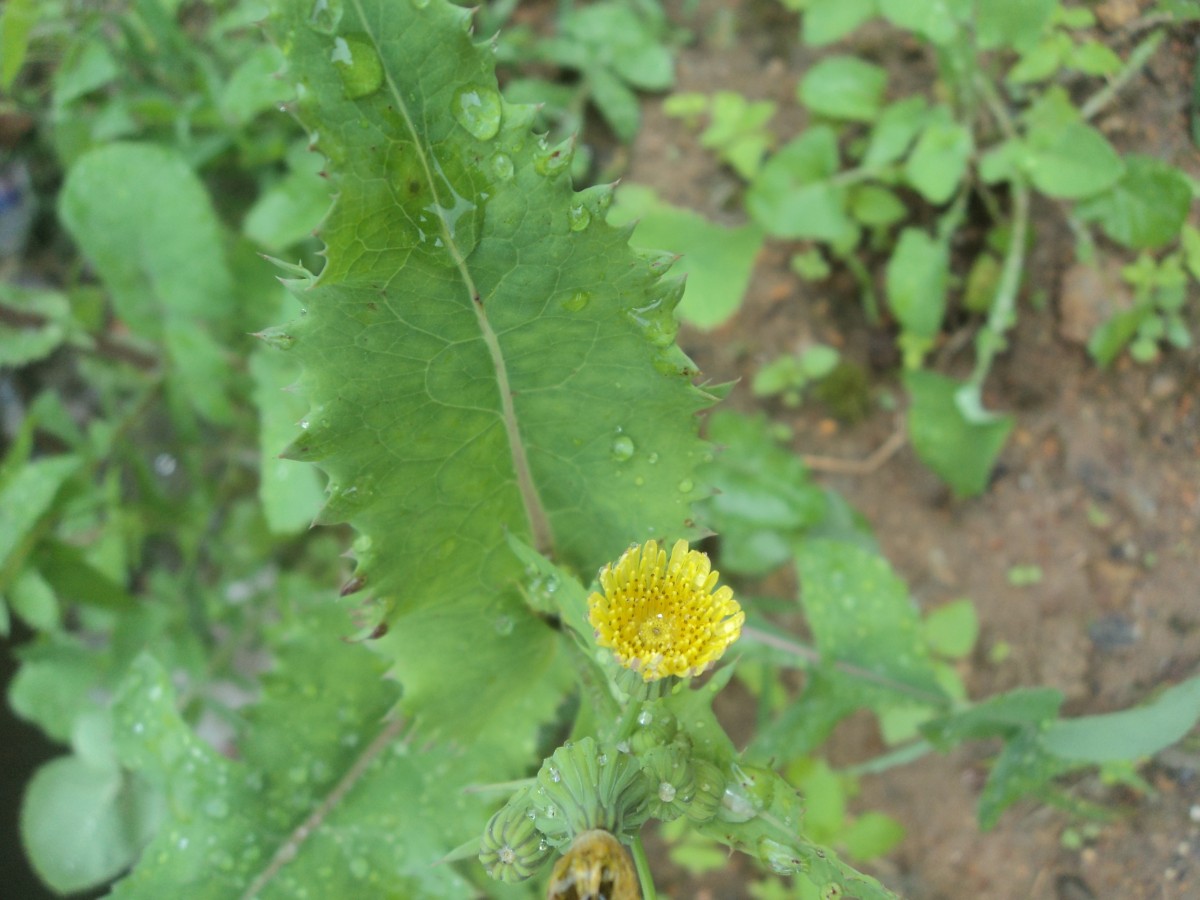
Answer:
xmin=269 ymin=0 xmax=715 ymax=732
xmin=21 ymin=755 xmax=162 ymax=894
xmin=0 ymin=455 xmax=80 ymax=586
xmin=921 ymin=599 xmax=979 ymax=659
xmin=1021 ymin=92 xmax=1124 ymax=199
xmin=747 ymin=128 xmax=854 ymax=241
xmin=978 ymin=731 xmax=1078 ymax=829
xmin=863 ymin=96 xmax=928 ymax=167
xmin=976 ymin=0 xmax=1055 ymax=51
xmin=1075 ymin=155 xmax=1193 ymax=249
xmin=904 ymin=370 xmax=1014 ymax=497
xmin=796 ymin=540 xmax=945 ymax=700
xmin=798 ymin=55 xmax=887 ymax=122
xmin=608 ymin=185 xmax=763 ymax=330
xmin=886 ymin=228 xmax=947 ymax=339
xmin=878 ymin=0 xmax=969 ymax=45
xmin=698 ymin=412 xmax=828 ymax=575
xmin=1042 ymin=676 xmax=1200 ymax=762
xmin=0 ymin=0 xmax=37 ymax=89
xmin=904 ymin=112 xmax=972 ymax=204
xmin=802 ymin=0 xmax=879 ymax=46
xmin=849 ymin=184 xmax=906 ymax=227
xmin=921 ymin=687 xmax=1063 ymax=749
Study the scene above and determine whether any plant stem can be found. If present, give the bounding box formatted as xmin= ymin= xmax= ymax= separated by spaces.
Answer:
xmin=968 ymin=176 xmax=1029 ymax=390
xmin=1080 ymin=30 xmax=1165 ymax=122
xmin=631 ymin=832 xmax=657 ymax=900
xmin=968 ymin=72 xmax=1032 ymax=391
xmin=844 ymin=739 xmax=934 ymax=776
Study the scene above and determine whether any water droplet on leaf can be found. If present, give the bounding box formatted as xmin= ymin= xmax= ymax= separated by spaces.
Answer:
xmin=611 ymin=435 xmax=635 ymax=461
xmin=678 ymin=479 xmax=694 ymax=493
xmin=490 ymin=152 xmax=514 ymax=180
xmin=534 ymin=139 xmax=573 ymax=177
xmin=560 ymin=291 xmax=591 ymax=312
xmin=451 ymin=84 xmax=502 ymax=141
xmin=331 ymin=34 xmax=383 ymax=99
xmin=568 ymin=204 xmax=591 ymax=231
xmin=493 ymin=614 xmax=514 ymax=636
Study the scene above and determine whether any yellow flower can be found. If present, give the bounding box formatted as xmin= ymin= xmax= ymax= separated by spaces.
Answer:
xmin=587 ymin=539 xmax=744 ymax=681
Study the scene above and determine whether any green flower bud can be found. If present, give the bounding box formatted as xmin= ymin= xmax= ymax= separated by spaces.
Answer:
xmin=639 ymin=744 xmax=695 ymax=822
xmin=629 ymin=704 xmax=678 ymax=756
xmin=531 ymin=738 xmax=652 ymax=845
xmin=683 ymin=757 xmax=726 ymax=824
xmin=479 ymin=786 xmax=552 ymax=883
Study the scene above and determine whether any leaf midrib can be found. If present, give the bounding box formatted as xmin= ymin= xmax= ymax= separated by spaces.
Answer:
xmin=349 ymin=0 xmax=554 ymax=556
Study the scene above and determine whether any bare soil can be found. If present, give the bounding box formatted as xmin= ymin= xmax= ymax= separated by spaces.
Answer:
xmin=629 ymin=2 xmax=1200 ymax=897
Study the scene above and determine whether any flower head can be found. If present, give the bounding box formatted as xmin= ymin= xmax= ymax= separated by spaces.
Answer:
xmin=588 ymin=539 xmax=744 ymax=681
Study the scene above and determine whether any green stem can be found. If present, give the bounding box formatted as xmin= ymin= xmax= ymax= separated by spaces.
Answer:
xmin=841 ymin=252 xmax=879 ymax=324
xmin=631 ymin=832 xmax=657 ymax=900
xmin=968 ymin=177 xmax=1029 ymax=390
xmin=1080 ymin=30 xmax=1165 ymax=122
xmin=844 ymin=739 xmax=935 ymax=777
xmin=968 ymin=72 xmax=1032 ymax=391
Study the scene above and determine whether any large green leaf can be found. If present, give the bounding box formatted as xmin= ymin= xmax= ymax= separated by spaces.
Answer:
xmin=266 ymin=0 xmax=714 ymax=733
xmin=108 ymin=597 xmax=564 ymax=899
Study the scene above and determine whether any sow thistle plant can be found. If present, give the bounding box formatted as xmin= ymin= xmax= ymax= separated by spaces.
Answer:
xmin=6 ymin=0 xmax=1200 ymax=898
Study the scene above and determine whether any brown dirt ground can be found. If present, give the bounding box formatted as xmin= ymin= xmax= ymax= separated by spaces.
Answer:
xmin=627 ymin=1 xmax=1200 ymax=897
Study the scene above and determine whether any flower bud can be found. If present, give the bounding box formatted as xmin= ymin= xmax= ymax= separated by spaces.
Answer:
xmin=683 ymin=757 xmax=726 ymax=824
xmin=639 ymin=745 xmax=695 ymax=822
xmin=629 ymin=705 xmax=679 ymax=756
xmin=531 ymin=737 xmax=652 ymax=845
xmin=478 ymin=786 xmax=552 ymax=883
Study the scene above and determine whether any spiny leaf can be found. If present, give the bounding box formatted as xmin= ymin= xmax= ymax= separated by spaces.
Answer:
xmin=266 ymin=0 xmax=714 ymax=733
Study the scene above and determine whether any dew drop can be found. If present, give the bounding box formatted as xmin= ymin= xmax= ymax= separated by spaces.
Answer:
xmin=678 ymin=479 xmax=694 ymax=493
xmin=490 ymin=152 xmax=514 ymax=180
xmin=560 ymin=290 xmax=591 ymax=312
xmin=611 ymin=435 xmax=635 ymax=461
xmin=451 ymin=84 xmax=502 ymax=141
xmin=597 ymin=752 xmax=609 ymax=766
xmin=493 ymin=614 xmax=514 ymax=636
xmin=647 ymin=452 xmax=659 ymax=464
xmin=308 ymin=0 xmax=343 ymax=33
xmin=534 ymin=140 xmax=573 ymax=177
xmin=549 ymin=766 xmax=561 ymax=783
xmin=658 ymin=782 xmax=677 ymax=803
xmin=637 ymin=710 xmax=653 ymax=726
xmin=568 ymin=204 xmax=591 ymax=231
xmin=331 ymin=34 xmax=382 ymax=99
